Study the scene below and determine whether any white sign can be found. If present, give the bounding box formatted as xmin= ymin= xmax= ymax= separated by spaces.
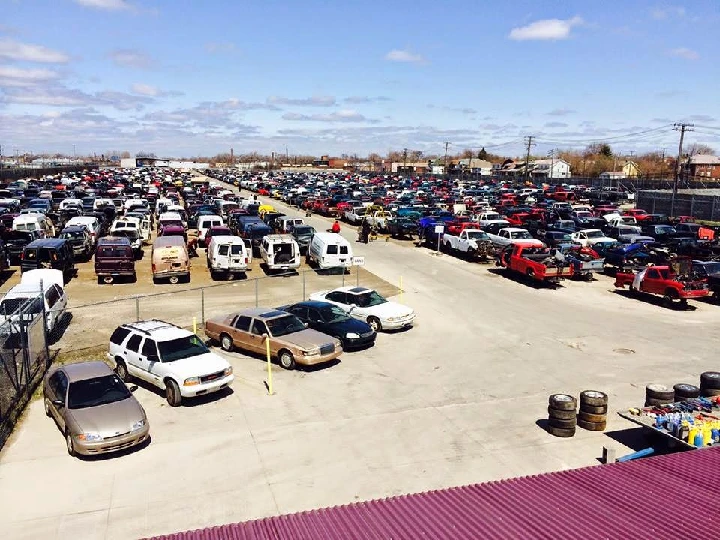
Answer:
xmin=352 ymin=256 xmax=365 ymax=266
xmin=434 ymin=225 xmax=445 ymax=234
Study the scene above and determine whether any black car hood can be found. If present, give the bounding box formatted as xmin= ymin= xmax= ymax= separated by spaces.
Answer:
xmin=322 ymin=317 xmax=373 ymax=335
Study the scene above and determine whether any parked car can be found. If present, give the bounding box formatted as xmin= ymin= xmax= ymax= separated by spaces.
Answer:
xmin=3 ymin=229 xmax=41 ymax=264
xmin=260 ymin=234 xmax=301 ymax=273
xmin=108 ymin=320 xmax=233 ymax=406
xmin=21 ymin=239 xmax=75 ymax=280
xmin=151 ymin=235 xmax=190 ymax=284
xmin=290 ymin=225 xmax=316 ymax=255
xmin=206 ymin=235 xmax=250 ymax=280
xmin=205 ymin=307 xmax=342 ymax=370
xmin=309 ymin=286 xmax=415 ymax=332
xmin=95 ymin=236 xmax=136 ymax=284
xmin=58 ymin=225 xmax=93 ymax=261
xmin=278 ymin=301 xmax=376 ymax=350
xmin=306 ymin=232 xmax=353 ymax=270
xmin=43 ymin=361 xmax=150 ymax=457
xmin=570 ymin=229 xmax=615 ymax=247
xmin=0 ymin=269 xmax=67 ymax=334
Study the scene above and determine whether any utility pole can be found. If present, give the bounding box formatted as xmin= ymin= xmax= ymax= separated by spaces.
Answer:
xmin=402 ymin=147 xmax=408 ymax=176
xmin=661 ymin=148 xmax=667 ymax=179
xmin=671 ymin=122 xmax=694 ymax=216
xmin=523 ymin=136 xmax=534 ymax=184
xmin=443 ymin=141 xmax=451 ymax=177
xmin=547 ymin=149 xmax=555 ymax=182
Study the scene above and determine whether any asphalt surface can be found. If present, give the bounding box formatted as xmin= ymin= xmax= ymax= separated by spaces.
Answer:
xmin=2 ymin=178 xmax=720 ymax=539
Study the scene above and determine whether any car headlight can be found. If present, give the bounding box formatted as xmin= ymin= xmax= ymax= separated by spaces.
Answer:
xmin=77 ymin=432 xmax=102 ymax=442
xmin=304 ymin=347 xmax=320 ymax=356
xmin=132 ymin=419 xmax=146 ymax=431
xmin=223 ymin=366 xmax=233 ymax=377
xmin=183 ymin=376 xmax=200 ymax=386
xmin=346 ymin=332 xmax=360 ymax=339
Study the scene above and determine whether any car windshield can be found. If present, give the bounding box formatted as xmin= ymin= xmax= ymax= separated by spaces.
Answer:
xmin=158 ymin=335 xmax=209 ymax=362
xmin=586 ymin=230 xmax=604 ymax=238
xmin=575 ymin=212 xmax=592 ymax=218
xmin=322 ymin=306 xmax=351 ymax=323
xmin=512 ymin=231 xmax=532 ymax=239
xmin=294 ymin=227 xmax=315 ymax=236
xmin=657 ymin=226 xmax=676 ymax=234
xmin=60 ymin=231 xmax=84 ymax=239
xmin=466 ymin=231 xmax=489 ymax=240
xmin=354 ymin=291 xmax=387 ymax=308
xmin=67 ymin=374 xmax=130 ymax=409
xmin=267 ymin=315 xmax=306 ymax=337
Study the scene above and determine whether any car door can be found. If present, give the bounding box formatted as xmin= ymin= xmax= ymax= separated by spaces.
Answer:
xmin=142 ymin=338 xmax=164 ymax=385
xmin=123 ymin=333 xmax=147 ymax=381
xmin=46 ymin=370 xmax=67 ymax=428
xmin=248 ymin=318 xmax=268 ymax=354
xmin=642 ymin=268 xmax=663 ymax=294
xmin=230 ymin=315 xmax=253 ymax=350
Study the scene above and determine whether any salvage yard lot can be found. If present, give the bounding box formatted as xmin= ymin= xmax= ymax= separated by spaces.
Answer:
xmin=3 ymin=181 xmax=720 ymax=540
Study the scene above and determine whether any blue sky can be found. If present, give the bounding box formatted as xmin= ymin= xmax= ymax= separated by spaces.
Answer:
xmin=0 ymin=0 xmax=719 ymax=158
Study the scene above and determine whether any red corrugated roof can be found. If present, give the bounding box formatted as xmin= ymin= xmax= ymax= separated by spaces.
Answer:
xmin=150 ymin=447 xmax=720 ymax=539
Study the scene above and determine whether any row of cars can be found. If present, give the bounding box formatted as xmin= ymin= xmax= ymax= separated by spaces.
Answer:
xmin=44 ymin=283 xmax=415 ymax=456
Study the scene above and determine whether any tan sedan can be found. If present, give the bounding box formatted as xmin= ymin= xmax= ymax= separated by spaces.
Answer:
xmin=205 ymin=307 xmax=342 ymax=369
xmin=43 ymin=361 xmax=150 ymax=457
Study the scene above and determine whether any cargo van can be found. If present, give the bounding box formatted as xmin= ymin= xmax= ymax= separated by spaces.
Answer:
xmin=94 ymin=236 xmax=135 ymax=284
xmin=21 ymin=239 xmax=75 ymax=279
xmin=151 ymin=235 xmax=190 ymax=284
xmin=197 ymin=215 xmax=225 ymax=247
xmin=260 ymin=235 xmax=301 ymax=273
xmin=206 ymin=235 xmax=250 ymax=280
xmin=306 ymin=232 xmax=353 ymax=270
xmin=13 ymin=214 xmax=50 ymax=238
xmin=0 ymin=269 xmax=67 ymax=335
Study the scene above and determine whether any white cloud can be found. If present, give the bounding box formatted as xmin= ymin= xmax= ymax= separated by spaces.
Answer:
xmin=74 ymin=0 xmax=132 ymax=9
xmin=0 ymin=66 xmax=60 ymax=87
xmin=268 ymin=95 xmax=336 ymax=107
xmin=652 ymin=6 xmax=686 ymax=20
xmin=109 ymin=49 xmax=154 ymax=69
xmin=547 ymin=108 xmax=577 ymax=116
xmin=669 ymin=47 xmax=699 ymax=60
xmin=131 ymin=83 xmax=158 ymax=96
xmin=385 ymin=49 xmax=425 ymax=64
xmin=0 ymin=37 xmax=70 ymax=63
xmin=282 ymin=110 xmax=376 ymax=123
xmin=344 ymin=96 xmax=392 ymax=104
xmin=509 ymin=16 xmax=583 ymax=41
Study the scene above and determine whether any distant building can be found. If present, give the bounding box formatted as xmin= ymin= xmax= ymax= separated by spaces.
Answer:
xmin=457 ymin=158 xmax=493 ymax=176
xmin=687 ymin=154 xmax=720 ymax=179
xmin=391 ymin=161 xmax=429 ymax=174
xmin=530 ymin=159 xmax=571 ymax=179
xmin=599 ymin=171 xmax=626 ymax=180
xmin=622 ymin=161 xmax=640 ymax=178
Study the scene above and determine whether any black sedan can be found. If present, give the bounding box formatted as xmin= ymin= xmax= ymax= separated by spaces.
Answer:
xmin=277 ymin=301 xmax=376 ymax=350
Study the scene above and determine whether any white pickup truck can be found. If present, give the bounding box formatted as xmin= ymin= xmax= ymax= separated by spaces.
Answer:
xmin=442 ymin=229 xmax=493 ymax=258
xmin=344 ymin=205 xmax=368 ymax=225
xmin=366 ymin=210 xmax=392 ymax=231
xmin=476 ymin=211 xmax=505 ymax=227
xmin=570 ymin=229 xmax=616 ymax=247
xmin=486 ymin=227 xmax=544 ymax=248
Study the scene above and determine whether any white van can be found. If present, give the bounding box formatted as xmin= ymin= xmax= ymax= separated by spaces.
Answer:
xmin=0 ymin=269 xmax=67 ymax=334
xmin=306 ymin=232 xmax=353 ymax=270
xmin=260 ymin=235 xmax=301 ymax=272
xmin=197 ymin=215 xmax=225 ymax=247
xmin=13 ymin=214 xmax=50 ymax=238
xmin=206 ymin=235 xmax=250 ymax=280
xmin=59 ymin=198 xmax=84 ymax=212
xmin=66 ymin=216 xmax=101 ymax=245
xmin=276 ymin=217 xmax=305 ymax=233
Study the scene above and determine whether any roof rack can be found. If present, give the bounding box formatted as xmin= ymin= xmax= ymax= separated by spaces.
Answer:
xmin=121 ymin=319 xmax=176 ymax=336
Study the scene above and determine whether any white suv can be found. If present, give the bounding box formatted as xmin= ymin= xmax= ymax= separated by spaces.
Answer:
xmin=107 ymin=320 xmax=233 ymax=406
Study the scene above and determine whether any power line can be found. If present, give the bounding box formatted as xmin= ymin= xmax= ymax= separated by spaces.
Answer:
xmin=671 ymin=122 xmax=694 ymax=216
xmin=535 ymin=125 xmax=674 ymax=145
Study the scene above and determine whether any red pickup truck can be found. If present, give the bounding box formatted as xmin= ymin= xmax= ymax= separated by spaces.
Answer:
xmin=614 ymin=263 xmax=709 ymax=307
xmin=497 ymin=245 xmax=574 ymax=283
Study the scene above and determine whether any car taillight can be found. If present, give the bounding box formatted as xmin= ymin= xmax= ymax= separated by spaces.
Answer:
xmin=151 ymin=263 xmax=156 ymax=272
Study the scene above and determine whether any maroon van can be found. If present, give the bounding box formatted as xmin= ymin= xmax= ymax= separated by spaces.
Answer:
xmin=94 ymin=236 xmax=135 ymax=284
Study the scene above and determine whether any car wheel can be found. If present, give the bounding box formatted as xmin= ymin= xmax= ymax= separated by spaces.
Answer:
xmin=44 ymin=397 xmax=51 ymax=417
xmin=65 ymin=431 xmax=76 ymax=457
xmin=102 ymin=276 xmax=114 ymax=284
xmin=165 ymin=379 xmax=182 ymax=407
xmin=220 ymin=333 xmax=234 ymax=352
xmin=279 ymin=349 xmax=296 ymax=370
xmin=367 ymin=316 xmax=382 ymax=332
xmin=115 ymin=359 xmax=130 ymax=382
xmin=169 ymin=276 xmax=179 ymax=284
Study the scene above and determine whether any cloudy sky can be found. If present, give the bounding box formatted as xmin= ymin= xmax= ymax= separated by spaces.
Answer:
xmin=1 ymin=0 xmax=719 ymax=158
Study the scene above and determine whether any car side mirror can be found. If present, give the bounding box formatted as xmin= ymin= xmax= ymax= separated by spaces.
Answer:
xmin=52 ymin=399 xmax=64 ymax=407
xmin=128 ymin=385 xmax=138 ymax=393
xmin=147 ymin=354 xmax=159 ymax=363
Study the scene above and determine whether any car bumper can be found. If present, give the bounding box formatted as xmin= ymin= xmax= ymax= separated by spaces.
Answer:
xmin=73 ymin=424 xmax=150 ymax=456
xmin=179 ymin=374 xmax=234 ymax=397
xmin=381 ymin=315 xmax=416 ymax=330
xmin=343 ymin=333 xmax=376 ymax=349
xmin=679 ymin=290 xmax=710 ymax=299
xmin=297 ymin=349 xmax=343 ymax=366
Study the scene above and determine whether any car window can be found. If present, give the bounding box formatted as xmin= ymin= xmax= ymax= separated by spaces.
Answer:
xmin=218 ymin=245 xmax=229 ymax=256
xmin=110 ymin=327 xmax=131 ymax=345
xmin=48 ymin=371 xmax=63 ymax=397
xmin=646 ymin=269 xmax=659 ymax=279
xmin=142 ymin=338 xmax=158 ymax=359
xmin=251 ymin=319 xmax=267 ymax=336
xmin=292 ymin=306 xmax=309 ymax=320
xmin=126 ymin=334 xmax=142 ymax=352
xmin=327 ymin=244 xmax=338 ymax=255
xmin=56 ymin=371 xmax=69 ymax=399
xmin=339 ymin=245 xmax=349 ymax=255
xmin=233 ymin=315 xmax=252 ymax=331
xmin=45 ymin=286 xmax=59 ymax=308
xmin=326 ymin=291 xmax=345 ymax=303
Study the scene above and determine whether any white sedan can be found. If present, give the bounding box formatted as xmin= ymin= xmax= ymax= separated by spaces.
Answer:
xmin=309 ymin=286 xmax=415 ymax=332
xmin=570 ymin=229 xmax=615 ymax=247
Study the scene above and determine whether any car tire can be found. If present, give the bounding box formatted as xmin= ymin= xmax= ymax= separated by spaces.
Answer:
xmin=102 ymin=276 xmax=114 ymax=284
xmin=700 ymin=371 xmax=720 ymax=390
xmin=220 ymin=333 xmax=234 ymax=352
xmin=646 ymin=383 xmax=674 ymax=403
xmin=548 ymin=425 xmax=576 ymax=438
xmin=169 ymin=276 xmax=179 ymax=284
xmin=577 ymin=419 xmax=607 ymax=431
xmin=115 ymin=359 xmax=130 ymax=382
xmin=547 ymin=407 xmax=576 ymax=420
xmin=673 ymin=383 xmax=700 ymax=400
xmin=580 ymin=404 xmax=608 ymax=415
xmin=65 ymin=431 xmax=76 ymax=457
xmin=279 ymin=349 xmax=296 ymax=370
xmin=548 ymin=417 xmax=577 ymax=429
xmin=367 ymin=316 xmax=382 ymax=332
xmin=165 ymin=379 xmax=182 ymax=407
xmin=579 ymin=390 xmax=608 ymax=408
xmin=44 ymin=397 xmax=51 ymax=417
xmin=549 ymin=394 xmax=577 ymax=411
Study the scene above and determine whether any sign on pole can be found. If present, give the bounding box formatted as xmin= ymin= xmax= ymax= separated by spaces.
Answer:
xmin=434 ymin=225 xmax=444 ymax=253
xmin=352 ymin=256 xmax=365 ymax=266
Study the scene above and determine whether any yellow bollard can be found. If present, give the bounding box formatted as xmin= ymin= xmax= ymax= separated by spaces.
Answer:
xmin=193 ymin=316 xmax=197 ymax=335
xmin=265 ymin=336 xmax=273 ymax=395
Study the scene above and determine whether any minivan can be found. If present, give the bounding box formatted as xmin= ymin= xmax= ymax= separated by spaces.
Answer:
xmin=306 ymin=232 xmax=353 ymax=270
xmin=21 ymin=239 xmax=75 ymax=279
xmin=95 ymin=236 xmax=136 ymax=284
xmin=13 ymin=214 xmax=50 ymax=238
xmin=151 ymin=235 xmax=190 ymax=284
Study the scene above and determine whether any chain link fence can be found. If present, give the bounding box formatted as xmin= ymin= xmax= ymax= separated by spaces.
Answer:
xmin=58 ymin=267 xmax=390 ymax=352
xmin=637 ymin=190 xmax=720 ymax=221
xmin=0 ymin=295 xmax=51 ymax=449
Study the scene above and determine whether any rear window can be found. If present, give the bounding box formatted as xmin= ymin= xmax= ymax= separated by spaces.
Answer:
xmin=97 ymin=246 xmax=132 ymax=258
xmin=340 ymin=245 xmax=349 ymax=255
xmin=327 ymin=245 xmax=338 ymax=255
xmin=230 ymin=245 xmax=243 ymax=255
xmin=110 ymin=327 xmax=131 ymax=345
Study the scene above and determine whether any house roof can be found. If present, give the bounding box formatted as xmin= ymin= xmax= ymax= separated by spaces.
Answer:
xmin=149 ymin=447 xmax=720 ymax=540
xmin=689 ymin=154 xmax=720 ymax=165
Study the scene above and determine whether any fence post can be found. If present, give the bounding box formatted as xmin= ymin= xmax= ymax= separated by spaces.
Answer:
xmin=302 ymin=270 xmax=306 ymax=300
xmin=201 ymin=288 xmax=205 ymax=324
xmin=342 ymin=269 xmax=345 ymax=287
xmin=356 ymin=265 xmax=360 ymax=287
xmin=690 ymin=195 xmax=695 ymax=217
xmin=255 ymin=278 xmax=259 ymax=307
xmin=135 ymin=296 xmax=140 ymax=322
xmin=713 ymin=196 xmax=717 ymax=222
